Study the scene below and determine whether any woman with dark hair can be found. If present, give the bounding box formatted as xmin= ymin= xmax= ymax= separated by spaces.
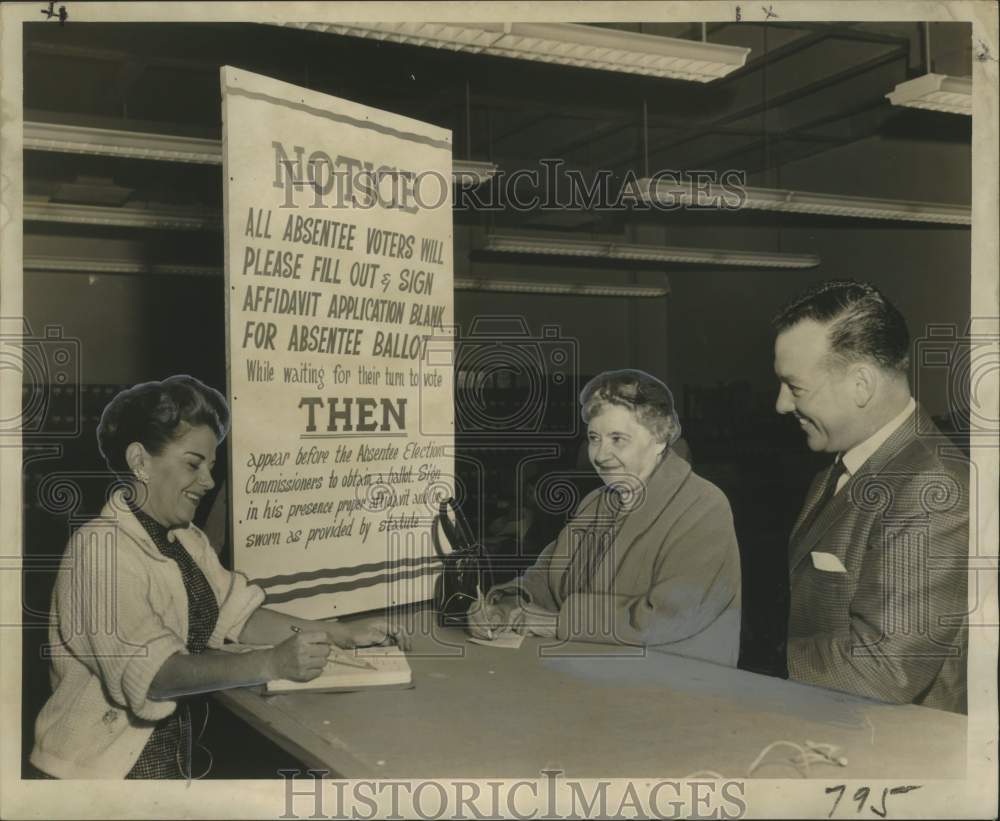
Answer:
xmin=30 ymin=375 xmax=396 ymax=779
xmin=468 ymin=369 xmax=742 ymax=665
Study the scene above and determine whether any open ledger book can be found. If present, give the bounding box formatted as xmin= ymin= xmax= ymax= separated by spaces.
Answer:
xmin=265 ymin=646 xmax=412 ymax=694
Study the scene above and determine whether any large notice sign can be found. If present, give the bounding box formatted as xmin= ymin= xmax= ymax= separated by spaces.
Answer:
xmin=221 ymin=67 xmax=454 ymax=618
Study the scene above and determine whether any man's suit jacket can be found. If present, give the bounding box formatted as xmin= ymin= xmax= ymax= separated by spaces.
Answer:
xmin=787 ymin=405 xmax=968 ymax=713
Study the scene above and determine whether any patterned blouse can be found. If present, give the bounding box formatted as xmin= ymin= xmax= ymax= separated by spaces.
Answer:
xmin=125 ymin=504 xmax=220 ymax=779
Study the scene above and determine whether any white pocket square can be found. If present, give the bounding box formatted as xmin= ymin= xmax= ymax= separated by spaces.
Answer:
xmin=811 ymin=551 xmax=847 ymax=573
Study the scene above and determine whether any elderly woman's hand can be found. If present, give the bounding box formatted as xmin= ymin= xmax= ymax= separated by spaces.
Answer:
xmin=466 ymin=591 xmax=519 ymax=640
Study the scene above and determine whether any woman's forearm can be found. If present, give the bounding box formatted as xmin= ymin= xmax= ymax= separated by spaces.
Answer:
xmin=238 ymin=606 xmax=395 ymax=649
xmin=238 ymin=606 xmax=324 ymax=646
xmin=148 ymin=614 xmax=338 ymax=699
xmin=148 ymin=647 xmax=276 ymax=700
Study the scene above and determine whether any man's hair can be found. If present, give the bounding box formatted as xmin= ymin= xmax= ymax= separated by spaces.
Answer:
xmin=772 ymin=280 xmax=910 ymax=373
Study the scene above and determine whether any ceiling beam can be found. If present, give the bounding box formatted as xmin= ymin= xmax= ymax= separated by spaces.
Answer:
xmin=762 ymin=21 xmax=912 ymax=49
xmin=678 ymin=97 xmax=891 ymax=170
xmin=715 ymin=29 xmax=830 ymax=86
xmin=643 ymin=45 xmax=909 ymax=167
xmin=26 ymin=40 xmax=219 ymax=75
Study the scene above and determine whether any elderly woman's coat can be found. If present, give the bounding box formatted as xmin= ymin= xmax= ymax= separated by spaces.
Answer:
xmin=495 ymin=452 xmax=742 ymax=665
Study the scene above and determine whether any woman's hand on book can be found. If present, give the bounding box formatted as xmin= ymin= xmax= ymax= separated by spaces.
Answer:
xmin=326 ymin=619 xmax=410 ymax=651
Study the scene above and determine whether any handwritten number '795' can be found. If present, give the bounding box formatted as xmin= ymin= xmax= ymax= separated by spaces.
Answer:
xmin=825 ymin=785 xmax=922 ymax=818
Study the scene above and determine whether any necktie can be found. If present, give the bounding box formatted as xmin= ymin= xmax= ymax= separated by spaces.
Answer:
xmin=797 ymin=456 xmax=847 ymax=537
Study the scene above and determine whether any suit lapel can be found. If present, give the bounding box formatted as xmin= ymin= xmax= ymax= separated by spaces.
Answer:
xmin=790 ymin=468 xmax=828 ymax=542
xmin=788 ymin=469 xmax=854 ymax=570
xmin=789 ymin=405 xmax=925 ymax=571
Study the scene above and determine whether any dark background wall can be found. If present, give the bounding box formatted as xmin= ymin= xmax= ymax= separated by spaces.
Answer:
xmin=19 ymin=20 xmax=972 ymax=776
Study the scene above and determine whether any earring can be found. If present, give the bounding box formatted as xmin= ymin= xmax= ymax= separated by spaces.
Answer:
xmin=135 ymin=469 xmax=149 ymax=483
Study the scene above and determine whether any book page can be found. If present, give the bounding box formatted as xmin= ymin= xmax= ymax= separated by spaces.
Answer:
xmin=266 ymin=646 xmax=412 ymax=694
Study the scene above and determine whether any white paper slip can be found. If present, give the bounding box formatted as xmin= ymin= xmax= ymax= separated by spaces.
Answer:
xmin=811 ymin=551 xmax=848 ymax=573
xmin=469 ymin=633 xmax=525 ymax=649
xmin=266 ymin=645 xmax=412 ymax=694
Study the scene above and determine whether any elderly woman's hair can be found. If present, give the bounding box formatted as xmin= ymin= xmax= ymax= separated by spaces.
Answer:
xmin=579 ymin=369 xmax=681 ymax=445
xmin=97 ymin=375 xmax=230 ymax=474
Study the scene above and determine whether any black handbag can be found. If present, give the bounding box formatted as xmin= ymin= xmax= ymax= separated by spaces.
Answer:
xmin=431 ymin=497 xmax=493 ymax=627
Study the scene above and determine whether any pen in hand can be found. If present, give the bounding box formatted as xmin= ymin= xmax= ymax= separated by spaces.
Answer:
xmin=476 ymin=585 xmax=494 ymax=640
xmin=290 ymin=625 xmax=376 ymax=670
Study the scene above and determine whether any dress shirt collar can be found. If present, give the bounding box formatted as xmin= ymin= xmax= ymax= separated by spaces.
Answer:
xmin=840 ymin=396 xmax=916 ymax=478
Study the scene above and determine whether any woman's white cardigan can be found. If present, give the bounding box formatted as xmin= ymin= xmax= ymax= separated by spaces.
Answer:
xmin=30 ymin=491 xmax=265 ymax=779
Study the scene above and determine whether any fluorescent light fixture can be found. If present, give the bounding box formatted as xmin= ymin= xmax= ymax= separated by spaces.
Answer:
xmin=24 ymin=255 xmax=222 ymax=277
xmin=24 ymin=121 xmax=222 ymax=164
xmin=455 ymin=277 xmax=668 ymax=297
xmin=23 ymin=121 xmax=498 ymax=184
xmin=24 ymin=197 xmax=221 ymax=231
xmin=451 ymin=160 xmax=502 ymax=187
xmin=636 ymin=178 xmax=971 ymax=225
xmin=23 ymin=255 xmax=666 ymax=296
xmin=485 ymin=233 xmax=819 ymax=269
xmin=886 ymin=73 xmax=971 ymax=116
xmin=288 ymin=22 xmax=750 ymax=82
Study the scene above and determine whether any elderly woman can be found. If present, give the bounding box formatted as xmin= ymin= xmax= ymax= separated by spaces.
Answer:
xmin=468 ymin=370 xmax=741 ymax=664
xmin=30 ymin=375 xmax=394 ymax=779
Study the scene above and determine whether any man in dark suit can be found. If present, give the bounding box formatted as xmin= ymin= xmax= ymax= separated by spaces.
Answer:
xmin=773 ymin=280 xmax=968 ymax=713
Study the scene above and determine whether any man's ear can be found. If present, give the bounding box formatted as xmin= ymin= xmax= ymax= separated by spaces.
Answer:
xmin=852 ymin=363 xmax=878 ymax=407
